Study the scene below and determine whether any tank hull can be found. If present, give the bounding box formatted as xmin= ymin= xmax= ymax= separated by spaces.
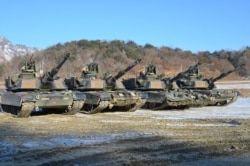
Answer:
xmin=77 ymin=91 xmax=110 ymax=114
xmin=106 ymin=90 xmax=147 ymax=112
xmin=191 ymin=89 xmax=238 ymax=107
xmin=142 ymin=90 xmax=193 ymax=110
xmin=1 ymin=91 xmax=76 ymax=117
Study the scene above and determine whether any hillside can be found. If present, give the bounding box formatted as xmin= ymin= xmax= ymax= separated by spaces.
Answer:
xmin=0 ymin=38 xmax=249 ymax=80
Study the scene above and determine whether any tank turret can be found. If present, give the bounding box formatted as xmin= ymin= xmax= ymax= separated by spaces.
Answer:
xmin=5 ymin=54 xmax=38 ymax=90
xmin=167 ymin=62 xmax=202 ymax=84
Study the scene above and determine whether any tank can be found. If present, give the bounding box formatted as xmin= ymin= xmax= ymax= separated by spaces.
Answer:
xmin=171 ymin=63 xmax=245 ymax=106
xmin=122 ymin=64 xmax=193 ymax=110
xmin=65 ymin=58 xmax=147 ymax=114
xmin=0 ymin=53 xmax=79 ymax=117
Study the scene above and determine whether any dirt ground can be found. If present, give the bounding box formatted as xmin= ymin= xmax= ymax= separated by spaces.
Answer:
xmin=0 ymin=81 xmax=250 ymax=166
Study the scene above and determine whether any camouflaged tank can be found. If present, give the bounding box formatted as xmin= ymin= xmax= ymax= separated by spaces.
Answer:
xmin=168 ymin=62 xmax=244 ymax=106
xmin=64 ymin=61 xmax=108 ymax=114
xmin=1 ymin=53 xmax=79 ymax=117
xmin=122 ymin=64 xmax=193 ymax=110
xmin=65 ymin=58 xmax=147 ymax=114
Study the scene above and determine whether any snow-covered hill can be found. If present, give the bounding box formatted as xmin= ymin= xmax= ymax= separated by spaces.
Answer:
xmin=0 ymin=36 xmax=40 ymax=61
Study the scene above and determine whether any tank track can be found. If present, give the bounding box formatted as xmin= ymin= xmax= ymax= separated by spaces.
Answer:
xmin=64 ymin=100 xmax=84 ymax=115
xmin=18 ymin=102 xmax=35 ymax=117
xmin=227 ymin=94 xmax=238 ymax=105
xmin=2 ymin=102 xmax=34 ymax=118
xmin=208 ymin=94 xmax=238 ymax=106
xmin=106 ymin=97 xmax=146 ymax=112
xmin=192 ymin=96 xmax=209 ymax=107
xmin=80 ymin=101 xmax=109 ymax=114
xmin=126 ymin=99 xmax=147 ymax=112
xmin=192 ymin=89 xmax=238 ymax=107
xmin=152 ymin=102 xmax=171 ymax=110
xmin=150 ymin=99 xmax=191 ymax=110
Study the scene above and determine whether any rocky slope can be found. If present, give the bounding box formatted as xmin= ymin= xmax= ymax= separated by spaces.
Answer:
xmin=0 ymin=36 xmax=40 ymax=62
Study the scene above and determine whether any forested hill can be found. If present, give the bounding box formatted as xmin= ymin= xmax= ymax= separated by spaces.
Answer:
xmin=2 ymin=39 xmax=250 ymax=80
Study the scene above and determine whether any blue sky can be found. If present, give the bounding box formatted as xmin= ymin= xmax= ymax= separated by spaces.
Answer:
xmin=1 ymin=0 xmax=250 ymax=53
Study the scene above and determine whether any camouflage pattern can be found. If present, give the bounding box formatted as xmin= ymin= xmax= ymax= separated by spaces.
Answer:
xmin=172 ymin=63 xmax=245 ymax=106
xmin=122 ymin=64 xmax=193 ymax=110
xmin=1 ymin=53 xmax=79 ymax=117
xmin=65 ymin=58 xmax=146 ymax=114
xmin=102 ymin=58 xmax=147 ymax=112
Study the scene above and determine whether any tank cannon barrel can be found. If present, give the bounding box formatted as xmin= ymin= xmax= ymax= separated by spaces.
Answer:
xmin=114 ymin=58 xmax=142 ymax=80
xmin=167 ymin=62 xmax=202 ymax=83
xmin=42 ymin=52 xmax=70 ymax=83
xmin=50 ymin=52 xmax=70 ymax=77
xmin=27 ymin=54 xmax=33 ymax=64
xmin=28 ymin=54 xmax=34 ymax=63
xmin=106 ymin=58 xmax=142 ymax=85
xmin=211 ymin=64 xmax=245 ymax=82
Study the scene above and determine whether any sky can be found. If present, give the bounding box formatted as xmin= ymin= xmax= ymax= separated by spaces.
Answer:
xmin=1 ymin=0 xmax=250 ymax=53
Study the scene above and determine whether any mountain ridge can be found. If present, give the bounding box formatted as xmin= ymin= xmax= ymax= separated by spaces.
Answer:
xmin=0 ymin=36 xmax=248 ymax=80
xmin=0 ymin=36 xmax=40 ymax=62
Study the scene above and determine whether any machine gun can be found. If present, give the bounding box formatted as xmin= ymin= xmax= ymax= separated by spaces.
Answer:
xmin=81 ymin=62 xmax=99 ymax=79
xmin=80 ymin=54 xmax=100 ymax=79
xmin=26 ymin=54 xmax=35 ymax=69
xmin=105 ymin=58 xmax=142 ymax=86
xmin=137 ymin=63 xmax=160 ymax=80
xmin=21 ymin=54 xmax=37 ymax=72
xmin=41 ymin=52 xmax=70 ymax=84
